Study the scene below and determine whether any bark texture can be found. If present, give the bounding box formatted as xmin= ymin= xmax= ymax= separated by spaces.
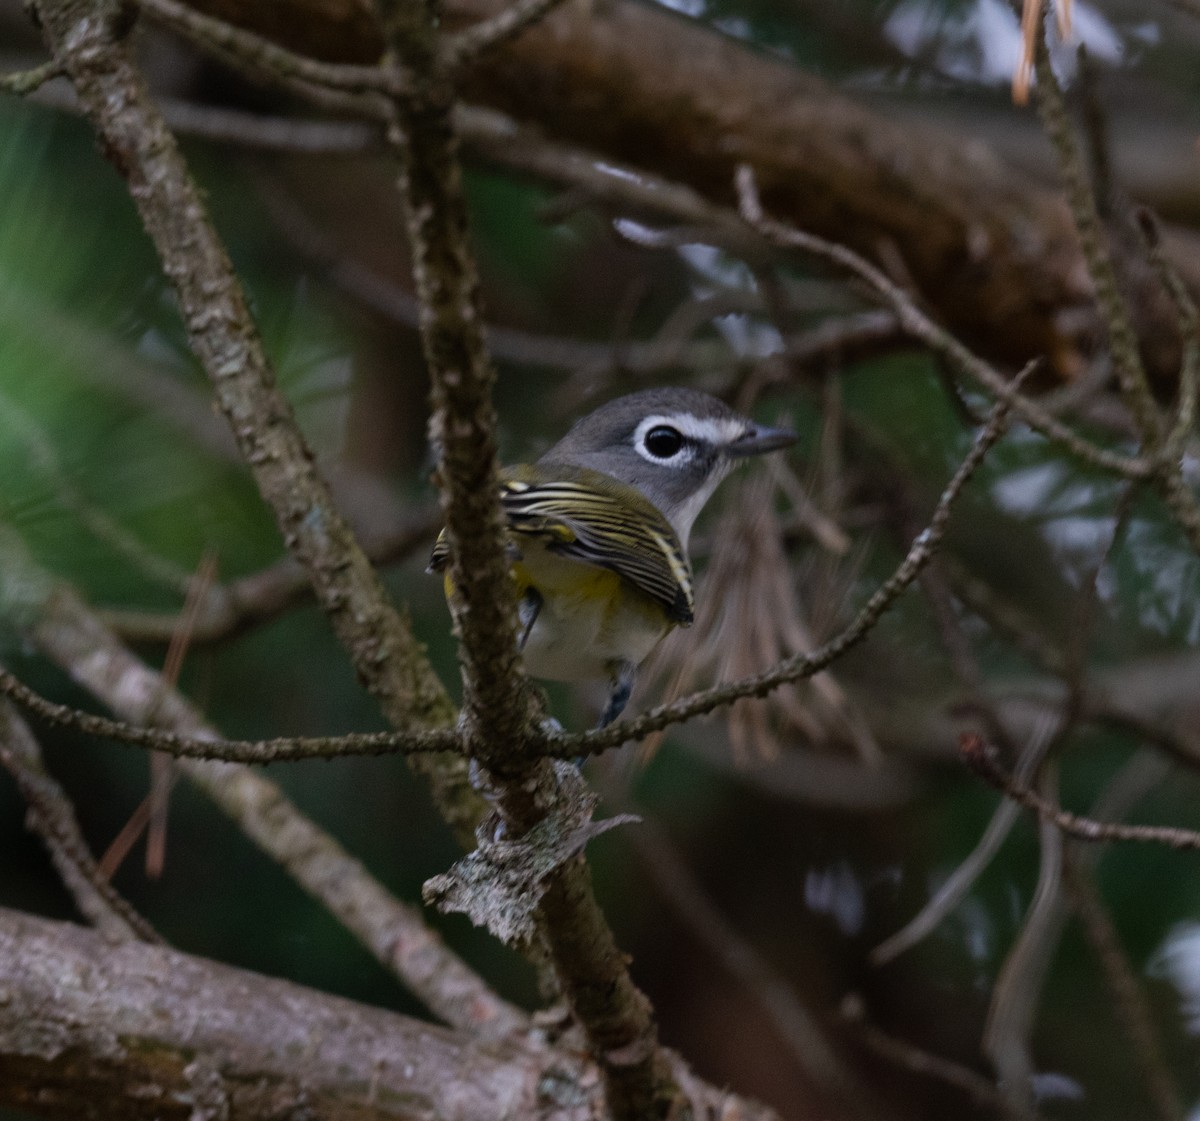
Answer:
xmin=0 ymin=908 xmax=588 ymax=1121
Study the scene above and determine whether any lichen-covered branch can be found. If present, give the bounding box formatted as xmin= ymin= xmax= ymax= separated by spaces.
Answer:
xmin=384 ymin=47 xmax=537 ymax=757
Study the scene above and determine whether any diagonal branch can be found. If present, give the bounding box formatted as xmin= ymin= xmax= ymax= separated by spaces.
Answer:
xmin=0 ymin=704 xmax=160 ymax=944
xmin=0 ymin=907 xmax=578 ymax=1121
xmin=30 ymin=0 xmax=488 ymax=847
xmin=137 ymin=0 xmax=410 ymax=97
xmin=441 ymin=0 xmax=574 ymax=70
xmin=962 ymin=733 xmax=1200 ymax=850
xmin=0 ymin=60 xmax=62 ymax=95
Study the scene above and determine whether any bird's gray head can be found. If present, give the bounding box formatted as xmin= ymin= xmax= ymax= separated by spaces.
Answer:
xmin=539 ymin=387 xmax=796 ymax=547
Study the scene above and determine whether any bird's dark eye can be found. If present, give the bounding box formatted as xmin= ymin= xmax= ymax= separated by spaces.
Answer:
xmin=643 ymin=425 xmax=684 ymax=458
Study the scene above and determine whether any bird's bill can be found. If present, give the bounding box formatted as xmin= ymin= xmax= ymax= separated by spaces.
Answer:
xmin=727 ymin=424 xmax=798 ymax=457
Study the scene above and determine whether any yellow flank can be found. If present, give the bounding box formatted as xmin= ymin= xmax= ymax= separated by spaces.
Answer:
xmin=443 ymin=537 xmax=672 ymax=682
xmin=434 ymin=462 xmax=694 ymax=681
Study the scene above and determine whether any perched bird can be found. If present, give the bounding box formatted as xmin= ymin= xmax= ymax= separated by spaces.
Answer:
xmin=429 ymin=387 xmax=796 ymax=727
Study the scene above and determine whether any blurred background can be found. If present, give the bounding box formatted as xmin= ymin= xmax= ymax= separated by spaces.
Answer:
xmin=3 ymin=0 xmax=1200 ymax=1118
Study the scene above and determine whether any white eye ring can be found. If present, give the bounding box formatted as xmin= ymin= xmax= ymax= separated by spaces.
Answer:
xmin=633 ymin=416 xmax=696 ymax=467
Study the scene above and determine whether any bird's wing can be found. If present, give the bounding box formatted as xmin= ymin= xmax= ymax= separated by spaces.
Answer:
xmin=502 ymin=473 xmax=694 ymax=624
xmin=428 ymin=467 xmax=694 ymax=625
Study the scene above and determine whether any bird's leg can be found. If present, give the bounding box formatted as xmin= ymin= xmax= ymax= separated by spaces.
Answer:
xmin=517 ymin=586 xmax=543 ymax=650
xmin=597 ymin=660 xmax=636 ymax=729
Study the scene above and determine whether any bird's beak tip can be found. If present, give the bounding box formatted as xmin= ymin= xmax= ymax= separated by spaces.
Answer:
xmin=728 ymin=424 xmax=798 ymax=457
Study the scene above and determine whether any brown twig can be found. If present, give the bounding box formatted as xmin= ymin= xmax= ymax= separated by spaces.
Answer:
xmin=104 ymin=506 xmax=441 ymax=645
xmin=733 ymin=165 xmax=1151 ymax=481
xmin=840 ymin=994 xmax=1031 ymax=1120
xmin=961 ymin=733 xmax=1200 ymax=850
xmin=0 ymin=704 xmax=161 ymax=944
xmin=1030 ymin=20 xmax=1162 ymax=444
xmin=1064 ymin=856 xmax=1184 ymax=1121
xmin=442 ymin=0 xmax=575 ymax=69
xmin=136 ymin=0 xmax=411 ymax=98
xmin=143 ymin=549 xmax=219 ymax=880
xmin=870 ymin=717 xmax=1057 ymax=966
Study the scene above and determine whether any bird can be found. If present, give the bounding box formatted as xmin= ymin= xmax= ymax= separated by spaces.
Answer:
xmin=429 ymin=387 xmax=796 ymax=727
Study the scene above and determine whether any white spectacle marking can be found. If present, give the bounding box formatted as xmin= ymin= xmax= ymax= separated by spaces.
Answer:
xmin=631 ymin=413 xmax=747 ymax=468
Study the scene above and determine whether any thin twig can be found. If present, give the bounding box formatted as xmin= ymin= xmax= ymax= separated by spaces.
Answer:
xmin=136 ymin=0 xmax=411 ymax=99
xmin=104 ymin=507 xmax=441 ymax=645
xmin=0 ymin=59 xmax=63 ymax=95
xmin=733 ymin=165 xmax=1153 ymax=481
xmin=145 ymin=549 xmax=220 ymax=879
xmin=1030 ymin=18 xmax=1162 ymax=445
xmin=870 ymin=715 xmax=1057 ymax=966
xmin=840 ymin=994 xmax=1031 ymax=1120
xmin=1064 ymin=856 xmax=1184 ymax=1121
xmin=1137 ymin=209 xmax=1200 ymax=467
xmin=962 ymin=733 xmax=1200 ymax=850
xmin=1031 ymin=20 xmax=1200 ymax=558
xmin=0 ymin=703 xmax=161 ymax=943
xmin=983 ymin=765 xmax=1063 ymax=1113
xmin=442 ymin=0 xmax=574 ymax=69
xmin=0 ymin=664 xmax=461 ymax=764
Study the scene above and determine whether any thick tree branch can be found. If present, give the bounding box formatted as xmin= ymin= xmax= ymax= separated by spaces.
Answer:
xmin=175 ymin=0 xmax=1197 ymax=382
xmin=0 ymin=907 xmax=584 ymax=1121
xmin=0 ymin=906 xmax=784 ymax=1121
